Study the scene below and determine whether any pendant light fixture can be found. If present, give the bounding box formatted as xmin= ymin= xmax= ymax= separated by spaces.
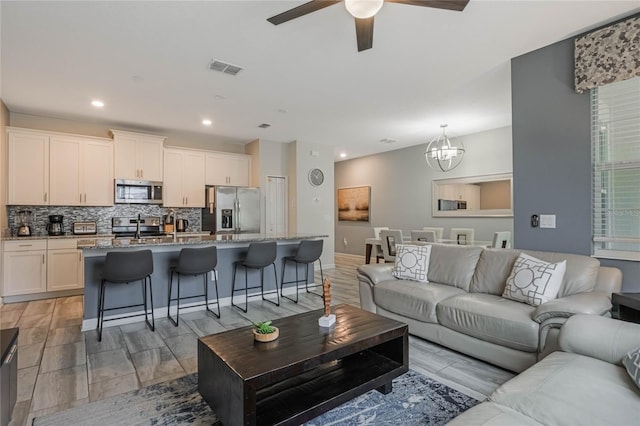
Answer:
xmin=425 ymin=124 xmax=465 ymax=172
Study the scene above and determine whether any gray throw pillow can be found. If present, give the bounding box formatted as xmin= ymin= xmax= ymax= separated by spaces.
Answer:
xmin=622 ymin=346 xmax=640 ymax=390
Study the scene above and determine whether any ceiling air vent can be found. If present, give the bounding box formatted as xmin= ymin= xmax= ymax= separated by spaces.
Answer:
xmin=258 ymin=123 xmax=271 ymax=128
xmin=208 ymin=59 xmax=244 ymax=76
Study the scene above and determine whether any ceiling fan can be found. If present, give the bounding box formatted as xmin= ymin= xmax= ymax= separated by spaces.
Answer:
xmin=267 ymin=0 xmax=470 ymax=52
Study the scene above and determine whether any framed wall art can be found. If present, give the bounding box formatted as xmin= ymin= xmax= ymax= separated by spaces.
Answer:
xmin=337 ymin=186 xmax=370 ymax=222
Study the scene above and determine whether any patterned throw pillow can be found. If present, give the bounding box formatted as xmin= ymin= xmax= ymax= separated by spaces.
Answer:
xmin=502 ymin=253 xmax=566 ymax=306
xmin=392 ymin=244 xmax=431 ymax=283
xmin=623 ymin=346 xmax=640 ymax=390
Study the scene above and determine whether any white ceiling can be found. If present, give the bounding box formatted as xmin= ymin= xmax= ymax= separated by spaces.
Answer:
xmin=1 ymin=1 xmax=638 ymax=161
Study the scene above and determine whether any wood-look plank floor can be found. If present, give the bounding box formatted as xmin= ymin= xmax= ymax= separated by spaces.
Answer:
xmin=0 ymin=253 xmax=514 ymax=425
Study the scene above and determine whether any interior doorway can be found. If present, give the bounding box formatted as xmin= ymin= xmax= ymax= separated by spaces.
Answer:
xmin=265 ymin=175 xmax=287 ymax=235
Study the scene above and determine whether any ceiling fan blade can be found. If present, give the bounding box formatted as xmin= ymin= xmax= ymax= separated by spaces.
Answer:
xmin=267 ymin=0 xmax=342 ymax=25
xmin=355 ymin=17 xmax=374 ymax=52
xmin=385 ymin=0 xmax=469 ymax=12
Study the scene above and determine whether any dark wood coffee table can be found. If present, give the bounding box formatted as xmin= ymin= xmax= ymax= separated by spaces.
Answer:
xmin=198 ymin=304 xmax=408 ymax=426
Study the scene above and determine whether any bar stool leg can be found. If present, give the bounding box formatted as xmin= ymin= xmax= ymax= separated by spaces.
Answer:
xmin=306 ymin=258 xmax=324 ymax=298
xmin=260 ymin=264 xmax=279 ymax=307
xmin=97 ymin=280 xmax=106 ymax=342
xmin=204 ymin=269 xmax=220 ymax=319
xmin=231 ymin=263 xmax=248 ymax=313
xmin=281 ymin=259 xmax=299 ymax=303
xmin=167 ymin=270 xmax=177 ymax=326
xmin=145 ymin=276 xmax=155 ymax=331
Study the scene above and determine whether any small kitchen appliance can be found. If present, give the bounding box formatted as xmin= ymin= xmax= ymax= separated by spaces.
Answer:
xmin=16 ymin=210 xmax=33 ymax=237
xmin=47 ymin=215 xmax=64 ymax=236
xmin=176 ymin=218 xmax=189 ymax=232
xmin=72 ymin=221 xmax=97 ymax=235
xmin=114 ymin=179 xmax=163 ymax=204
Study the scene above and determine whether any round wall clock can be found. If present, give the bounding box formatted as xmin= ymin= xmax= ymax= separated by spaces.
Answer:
xmin=308 ymin=168 xmax=325 ymax=186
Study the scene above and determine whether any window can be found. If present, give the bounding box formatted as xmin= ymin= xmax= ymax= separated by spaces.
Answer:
xmin=591 ymin=77 xmax=640 ymax=261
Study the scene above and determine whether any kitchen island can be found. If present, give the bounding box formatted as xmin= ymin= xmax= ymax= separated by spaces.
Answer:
xmin=80 ymin=233 xmax=328 ymax=331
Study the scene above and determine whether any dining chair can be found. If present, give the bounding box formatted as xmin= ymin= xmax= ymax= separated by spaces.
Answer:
xmin=491 ymin=231 xmax=511 ymax=248
xmin=411 ymin=230 xmax=436 ymax=243
xmin=450 ymin=228 xmax=475 ymax=245
xmin=372 ymin=227 xmax=388 ymax=263
xmin=380 ymin=229 xmax=403 ymax=262
xmin=422 ymin=227 xmax=444 ymax=241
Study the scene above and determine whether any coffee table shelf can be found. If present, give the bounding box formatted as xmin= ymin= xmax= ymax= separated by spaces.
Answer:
xmin=256 ymin=350 xmax=404 ymax=425
xmin=198 ymin=304 xmax=408 ymax=426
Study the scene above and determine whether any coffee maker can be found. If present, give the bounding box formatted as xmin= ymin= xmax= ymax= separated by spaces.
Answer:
xmin=16 ymin=210 xmax=33 ymax=237
xmin=47 ymin=215 xmax=64 ymax=236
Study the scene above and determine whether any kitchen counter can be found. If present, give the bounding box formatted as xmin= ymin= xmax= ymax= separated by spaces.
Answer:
xmin=80 ymin=233 xmax=329 ymax=330
xmin=1 ymin=233 xmax=115 ymax=241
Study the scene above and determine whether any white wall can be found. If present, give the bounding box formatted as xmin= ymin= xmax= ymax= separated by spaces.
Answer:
xmin=289 ymin=141 xmax=335 ymax=268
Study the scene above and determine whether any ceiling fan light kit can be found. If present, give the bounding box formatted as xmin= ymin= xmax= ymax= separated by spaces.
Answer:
xmin=345 ymin=0 xmax=384 ymax=19
xmin=267 ymin=0 xmax=469 ymax=52
xmin=425 ymin=124 xmax=465 ymax=172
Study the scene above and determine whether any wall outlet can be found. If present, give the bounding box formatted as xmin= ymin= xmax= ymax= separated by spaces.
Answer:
xmin=539 ymin=214 xmax=556 ymax=229
xmin=343 ymin=237 xmax=348 ymax=246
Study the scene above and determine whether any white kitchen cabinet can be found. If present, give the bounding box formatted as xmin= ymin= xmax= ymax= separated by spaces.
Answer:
xmin=49 ymin=136 xmax=113 ymax=206
xmin=47 ymin=239 xmax=83 ymax=292
xmin=163 ymin=148 xmax=205 ymax=207
xmin=205 ymin=152 xmax=251 ymax=187
xmin=7 ymin=129 xmax=49 ymax=205
xmin=111 ymin=130 xmax=165 ymax=181
xmin=2 ymin=240 xmax=47 ymax=296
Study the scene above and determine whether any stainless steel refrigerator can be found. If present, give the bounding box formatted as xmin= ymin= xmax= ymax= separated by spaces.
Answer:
xmin=202 ymin=186 xmax=261 ymax=234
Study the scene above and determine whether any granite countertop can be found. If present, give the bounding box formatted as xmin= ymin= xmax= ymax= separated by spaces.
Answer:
xmin=80 ymin=233 xmax=328 ymax=249
xmin=1 ymin=328 xmax=18 ymax=364
xmin=2 ymin=232 xmax=212 ymax=242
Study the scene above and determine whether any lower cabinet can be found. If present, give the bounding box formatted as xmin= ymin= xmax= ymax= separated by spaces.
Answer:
xmin=47 ymin=239 xmax=84 ymax=292
xmin=2 ymin=239 xmax=83 ymax=298
xmin=2 ymin=240 xmax=47 ymax=296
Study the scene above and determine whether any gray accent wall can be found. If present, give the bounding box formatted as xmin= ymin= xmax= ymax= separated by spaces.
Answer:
xmin=511 ymin=34 xmax=640 ymax=291
xmin=335 ymin=126 xmax=513 ymax=256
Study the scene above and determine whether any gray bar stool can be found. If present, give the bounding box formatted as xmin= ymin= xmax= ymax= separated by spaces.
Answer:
xmin=97 ymin=250 xmax=154 ymax=341
xmin=280 ymin=239 xmax=324 ymax=303
xmin=167 ymin=245 xmax=220 ymax=326
xmin=231 ymin=241 xmax=279 ymax=312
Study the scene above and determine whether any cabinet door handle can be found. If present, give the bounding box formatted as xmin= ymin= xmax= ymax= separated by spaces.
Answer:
xmin=78 ymin=252 xmax=82 ymax=262
xmin=42 ymin=254 xmax=45 ymax=264
xmin=80 ymin=193 xmax=83 ymax=202
xmin=84 ymin=193 xmax=87 ymax=202
xmin=18 ymin=244 xmax=33 ymax=247
xmin=44 ymin=192 xmax=48 ymax=202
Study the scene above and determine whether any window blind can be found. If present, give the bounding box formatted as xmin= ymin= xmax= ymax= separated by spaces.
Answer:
xmin=591 ymin=77 xmax=640 ymax=261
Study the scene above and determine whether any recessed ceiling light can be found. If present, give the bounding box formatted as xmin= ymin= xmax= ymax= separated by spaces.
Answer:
xmin=340 ymin=153 xmax=347 ymax=158
xmin=202 ymin=119 xmax=212 ymax=126
xmin=91 ymin=100 xmax=104 ymax=108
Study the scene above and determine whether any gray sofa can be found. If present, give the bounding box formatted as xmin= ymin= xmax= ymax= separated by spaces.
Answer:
xmin=449 ymin=315 xmax=640 ymax=425
xmin=357 ymin=244 xmax=622 ymax=372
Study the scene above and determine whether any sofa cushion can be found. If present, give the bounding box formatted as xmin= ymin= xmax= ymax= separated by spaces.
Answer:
xmin=447 ymin=401 xmax=543 ymax=426
xmin=523 ymin=250 xmax=600 ymax=297
xmin=437 ymin=293 xmax=539 ymax=352
xmin=392 ymin=244 xmax=431 ymax=283
xmin=374 ymin=280 xmax=465 ymax=324
xmin=470 ymin=248 xmax=521 ymax=295
xmin=623 ymin=346 xmax=640 ymax=390
xmin=490 ymin=351 xmax=640 ymax=425
xmin=502 ymin=253 xmax=566 ymax=306
xmin=427 ymin=244 xmax=483 ymax=292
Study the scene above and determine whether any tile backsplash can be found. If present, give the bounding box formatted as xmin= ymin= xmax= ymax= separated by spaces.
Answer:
xmin=7 ymin=205 xmax=202 ymax=236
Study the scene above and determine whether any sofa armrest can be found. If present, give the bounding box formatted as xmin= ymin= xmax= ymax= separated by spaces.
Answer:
xmin=356 ymin=264 xmax=395 ymax=286
xmin=593 ymin=266 xmax=623 ymax=294
xmin=533 ymin=292 xmax=612 ymax=323
xmin=357 ymin=264 xmax=395 ymax=313
xmin=559 ymin=314 xmax=640 ymax=364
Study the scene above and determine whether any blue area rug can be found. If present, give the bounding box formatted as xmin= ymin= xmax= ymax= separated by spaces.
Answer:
xmin=33 ymin=370 xmax=478 ymax=426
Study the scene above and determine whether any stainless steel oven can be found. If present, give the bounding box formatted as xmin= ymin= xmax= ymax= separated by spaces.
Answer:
xmin=114 ymin=179 xmax=163 ymax=204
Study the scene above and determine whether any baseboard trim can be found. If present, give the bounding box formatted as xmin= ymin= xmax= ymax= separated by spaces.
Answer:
xmin=3 ymin=289 xmax=83 ymax=304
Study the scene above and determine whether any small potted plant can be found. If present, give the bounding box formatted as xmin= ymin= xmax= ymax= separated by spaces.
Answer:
xmin=252 ymin=321 xmax=279 ymax=342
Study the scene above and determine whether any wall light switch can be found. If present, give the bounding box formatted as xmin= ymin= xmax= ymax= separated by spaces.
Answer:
xmin=539 ymin=214 xmax=556 ymax=229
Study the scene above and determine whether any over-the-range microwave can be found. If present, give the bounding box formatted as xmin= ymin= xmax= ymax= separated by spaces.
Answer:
xmin=114 ymin=179 xmax=163 ymax=204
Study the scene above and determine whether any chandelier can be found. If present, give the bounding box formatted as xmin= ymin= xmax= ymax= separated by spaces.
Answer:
xmin=424 ymin=124 xmax=465 ymax=172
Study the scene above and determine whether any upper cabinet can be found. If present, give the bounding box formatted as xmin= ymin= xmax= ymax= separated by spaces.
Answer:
xmin=111 ymin=130 xmax=165 ymax=181
xmin=8 ymin=129 xmax=49 ymax=205
xmin=163 ymin=148 xmax=205 ymax=208
xmin=7 ymin=128 xmax=113 ymax=206
xmin=205 ymin=152 xmax=251 ymax=187
xmin=49 ymin=136 xmax=113 ymax=206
